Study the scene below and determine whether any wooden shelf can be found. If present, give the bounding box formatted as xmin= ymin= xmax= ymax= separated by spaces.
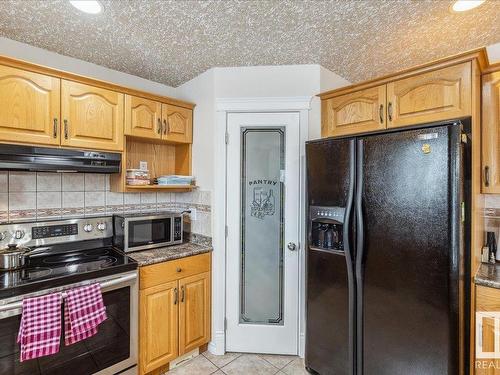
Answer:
xmin=110 ymin=137 xmax=192 ymax=193
xmin=124 ymin=184 xmax=195 ymax=192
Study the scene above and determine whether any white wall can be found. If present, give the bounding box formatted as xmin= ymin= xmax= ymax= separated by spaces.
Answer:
xmin=0 ymin=37 xmax=177 ymax=97
xmin=487 ymin=41 xmax=500 ymax=64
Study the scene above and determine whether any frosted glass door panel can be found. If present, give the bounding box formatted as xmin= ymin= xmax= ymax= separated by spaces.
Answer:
xmin=240 ymin=127 xmax=285 ymax=325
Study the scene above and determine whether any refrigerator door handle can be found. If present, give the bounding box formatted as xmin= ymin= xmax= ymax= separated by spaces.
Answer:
xmin=342 ymin=139 xmax=356 ymax=375
xmin=355 ymin=139 xmax=364 ymax=375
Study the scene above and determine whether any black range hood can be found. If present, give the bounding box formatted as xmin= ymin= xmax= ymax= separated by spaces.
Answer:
xmin=0 ymin=144 xmax=121 ymax=173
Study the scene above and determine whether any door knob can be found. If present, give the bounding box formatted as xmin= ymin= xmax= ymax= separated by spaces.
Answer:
xmin=287 ymin=242 xmax=297 ymax=251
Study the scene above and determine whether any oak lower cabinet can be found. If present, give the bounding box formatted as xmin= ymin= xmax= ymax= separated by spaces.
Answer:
xmin=387 ymin=62 xmax=471 ymax=129
xmin=321 ymin=85 xmax=386 ymax=137
xmin=0 ymin=64 xmax=60 ymax=145
xmin=475 ymin=285 xmax=500 ymax=375
xmin=61 ymin=80 xmax=124 ymax=151
xmin=139 ymin=253 xmax=211 ymax=375
xmin=140 ymin=280 xmax=179 ymax=373
xmin=482 ymin=70 xmax=500 ymax=194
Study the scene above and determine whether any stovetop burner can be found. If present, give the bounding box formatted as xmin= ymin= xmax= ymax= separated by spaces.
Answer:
xmin=0 ymin=245 xmax=136 ymax=299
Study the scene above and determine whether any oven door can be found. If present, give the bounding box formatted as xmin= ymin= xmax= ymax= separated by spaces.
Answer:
xmin=0 ymin=271 xmax=138 ymax=375
xmin=125 ymin=216 xmax=173 ymax=251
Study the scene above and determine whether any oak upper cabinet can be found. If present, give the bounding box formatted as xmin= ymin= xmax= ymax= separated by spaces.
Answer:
xmin=125 ymin=95 xmax=162 ymax=140
xmin=140 ymin=280 xmax=179 ymax=374
xmin=0 ymin=65 xmax=60 ymax=145
xmin=475 ymin=285 xmax=500 ymax=375
xmin=179 ymin=272 xmax=211 ymax=355
xmin=386 ymin=62 xmax=471 ymax=128
xmin=162 ymin=104 xmax=193 ymax=143
xmin=61 ymin=80 xmax=124 ymax=151
xmin=482 ymin=70 xmax=500 ymax=193
xmin=321 ymin=85 xmax=386 ymax=137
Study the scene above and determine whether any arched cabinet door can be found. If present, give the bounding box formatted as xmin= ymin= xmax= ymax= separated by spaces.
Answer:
xmin=482 ymin=70 xmax=500 ymax=194
xmin=321 ymin=85 xmax=387 ymax=137
xmin=386 ymin=62 xmax=471 ymax=129
xmin=125 ymin=95 xmax=162 ymax=140
xmin=61 ymin=80 xmax=124 ymax=151
xmin=162 ymin=104 xmax=193 ymax=144
xmin=0 ymin=65 xmax=60 ymax=145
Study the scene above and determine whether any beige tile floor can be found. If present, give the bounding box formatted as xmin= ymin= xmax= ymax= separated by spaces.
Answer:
xmin=166 ymin=351 xmax=309 ymax=375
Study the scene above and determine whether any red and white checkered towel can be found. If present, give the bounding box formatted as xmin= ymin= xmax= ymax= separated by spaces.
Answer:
xmin=17 ymin=293 xmax=62 ymax=362
xmin=64 ymin=283 xmax=107 ymax=346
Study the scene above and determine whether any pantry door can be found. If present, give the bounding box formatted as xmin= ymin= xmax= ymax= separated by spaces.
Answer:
xmin=226 ymin=112 xmax=300 ymax=354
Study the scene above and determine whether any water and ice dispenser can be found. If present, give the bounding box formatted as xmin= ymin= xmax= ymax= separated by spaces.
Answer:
xmin=309 ymin=206 xmax=345 ymax=251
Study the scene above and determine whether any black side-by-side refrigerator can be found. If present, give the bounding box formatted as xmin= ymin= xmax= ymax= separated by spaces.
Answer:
xmin=305 ymin=121 xmax=470 ymax=375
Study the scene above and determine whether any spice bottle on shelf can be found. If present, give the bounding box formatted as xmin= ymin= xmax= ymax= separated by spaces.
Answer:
xmin=487 ymin=231 xmax=497 ymax=264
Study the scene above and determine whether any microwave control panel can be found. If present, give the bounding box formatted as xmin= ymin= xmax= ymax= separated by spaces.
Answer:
xmin=173 ymin=217 xmax=182 ymax=241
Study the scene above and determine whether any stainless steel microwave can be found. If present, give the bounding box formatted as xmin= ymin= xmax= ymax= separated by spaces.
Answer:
xmin=113 ymin=212 xmax=183 ymax=252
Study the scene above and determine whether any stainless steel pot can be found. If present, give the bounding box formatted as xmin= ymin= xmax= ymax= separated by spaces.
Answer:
xmin=0 ymin=245 xmax=48 ymax=270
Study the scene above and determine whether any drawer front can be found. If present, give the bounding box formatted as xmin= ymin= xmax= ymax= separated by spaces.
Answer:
xmin=140 ymin=252 xmax=211 ymax=289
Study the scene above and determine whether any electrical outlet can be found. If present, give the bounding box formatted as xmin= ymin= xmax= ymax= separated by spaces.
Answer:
xmin=188 ymin=207 xmax=197 ymax=221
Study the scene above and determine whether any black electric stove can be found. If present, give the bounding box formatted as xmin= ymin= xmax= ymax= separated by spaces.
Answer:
xmin=0 ymin=217 xmax=137 ymax=299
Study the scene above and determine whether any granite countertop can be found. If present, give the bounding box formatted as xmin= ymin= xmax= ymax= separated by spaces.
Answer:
xmin=475 ymin=262 xmax=500 ymax=289
xmin=126 ymin=241 xmax=212 ymax=267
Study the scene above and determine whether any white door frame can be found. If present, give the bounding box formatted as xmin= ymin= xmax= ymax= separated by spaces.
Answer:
xmin=211 ymin=97 xmax=312 ymax=357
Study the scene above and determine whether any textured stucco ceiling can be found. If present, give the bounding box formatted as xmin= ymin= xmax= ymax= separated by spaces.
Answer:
xmin=0 ymin=0 xmax=499 ymax=87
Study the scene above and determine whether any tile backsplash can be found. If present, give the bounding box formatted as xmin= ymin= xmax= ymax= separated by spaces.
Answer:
xmin=0 ymin=172 xmax=211 ymax=237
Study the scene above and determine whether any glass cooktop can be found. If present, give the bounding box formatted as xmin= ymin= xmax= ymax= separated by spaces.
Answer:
xmin=0 ymin=246 xmax=137 ymax=299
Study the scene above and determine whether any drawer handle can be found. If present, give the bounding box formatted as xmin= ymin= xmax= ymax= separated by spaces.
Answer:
xmin=176 ymin=267 xmax=182 ymax=273
xmin=181 ymin=286 xmax=185 ymax=303
xmin=173 ymin=287 xmax=178 ymax=305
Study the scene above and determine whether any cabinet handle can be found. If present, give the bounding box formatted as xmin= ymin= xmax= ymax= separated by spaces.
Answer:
xmin=163 ymin=119 xmax=167 ymax=135
xmin=64 ymin=119 xmax=68 ymax=139
xmin=176 ymin=267 xmax=182 ymax=273
xmin=181 ymin=286 xmax=185 ymax=303
xmin=157 ymin=118 xmax=162 ymax=134
xmin=53 ymin=118 xmax=58 ymax=138
xmin=485 ymin=166 xmax=490 ymax=187
xmin=379 ymin=104 xmax=384 ymax=124
xmin=173 ymin=287 xmax=178 ymax=305
xmin=388 ymin=102 xmax=393 ymax=122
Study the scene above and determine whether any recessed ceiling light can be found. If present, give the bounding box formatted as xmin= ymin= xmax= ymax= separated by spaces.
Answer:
xmin=451 ymin=0 xmax=485 ymax=12
xmin=69 ymin=0 xmax=103 ymax=14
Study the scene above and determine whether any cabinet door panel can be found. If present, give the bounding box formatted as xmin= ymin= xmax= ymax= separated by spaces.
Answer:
xmin=482 ymin=71 xmax=500 ymax=193
xmin=162 ymin=104 xmax=193 ymax=143
xmin=387 ymin=62 xmax=471 ymax=128
xmin=179 ymin=272 xmax=211 ymax=355
xmin=476 ymin=286 xmax=500 ymax=375
xmin=140 ymin=280 xmax=179 ymax=374
xmin=125 ymin=95 xmax=162 ymax=140
xmin=0 ymin=65 xmax=60 ymax=145
xmin=61 ymin=80 xmax=123 ymax=151
xmin=321 ymin=85 xmax=386 ymax=137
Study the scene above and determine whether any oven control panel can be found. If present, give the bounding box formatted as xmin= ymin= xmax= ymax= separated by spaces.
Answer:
xmin=32 ymin=223 xmax=78 ymax=239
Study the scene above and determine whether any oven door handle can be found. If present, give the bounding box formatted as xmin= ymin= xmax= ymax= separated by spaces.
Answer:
xmin=0 ymin=273 xmax=137 ymax=313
